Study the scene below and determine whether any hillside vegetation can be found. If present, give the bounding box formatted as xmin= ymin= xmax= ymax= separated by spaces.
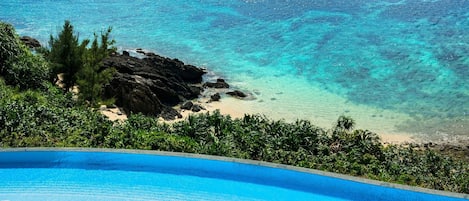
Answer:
xmin=0 ymin=21 xmax=468 ymax=194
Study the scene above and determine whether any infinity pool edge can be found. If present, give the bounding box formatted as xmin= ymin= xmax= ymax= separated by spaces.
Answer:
xmin=1 ymin=147 xmax=467 ymax=200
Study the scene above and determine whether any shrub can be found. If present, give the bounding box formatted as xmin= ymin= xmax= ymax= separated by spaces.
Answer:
xmin=4 ymin=53 xmax=50 ymax=90
xmin=0 ymin=21 xmax=50 ymax=90
xmin=0 ymin=22 xmax=22 ymax=72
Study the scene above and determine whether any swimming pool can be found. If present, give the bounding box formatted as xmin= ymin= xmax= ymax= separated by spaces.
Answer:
xmin=0 ymin=149 xmax=467 ymax=201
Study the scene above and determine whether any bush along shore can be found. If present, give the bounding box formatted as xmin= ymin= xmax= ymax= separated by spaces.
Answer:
xmin=0 ymin=21 xmax=468 ymax=194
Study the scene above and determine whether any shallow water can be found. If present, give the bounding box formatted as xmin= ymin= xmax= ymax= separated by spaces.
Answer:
xmin=1 ymin=0 xmax=468 ymax=140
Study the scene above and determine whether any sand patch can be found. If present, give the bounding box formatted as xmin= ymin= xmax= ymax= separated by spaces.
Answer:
xmin=99 ymin=106 xmax=127 ymax=122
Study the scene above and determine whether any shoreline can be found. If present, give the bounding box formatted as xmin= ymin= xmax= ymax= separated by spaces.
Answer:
xmin=101 ymin=95 xmax=416 ymax=144
xmin=97 ymin=50 xmax=466 ymax=146
xmin=189 ymin=96 xmax=417 ymax=144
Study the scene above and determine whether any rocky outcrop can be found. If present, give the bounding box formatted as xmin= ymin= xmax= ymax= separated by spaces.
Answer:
xmin=180 ymin=101 xmax=194 ymax=110
xmin=102 ymin=51 xmax=206 ymax=120
xmin=20 ymin=36 xmax=41 ymax=48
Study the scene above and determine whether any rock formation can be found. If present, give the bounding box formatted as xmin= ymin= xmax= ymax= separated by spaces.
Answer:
xmin=210 ymin=93 xmax=221 ymax=102
xmin=227 ymin=90 xmax=247 ymax=98
xmin=102 ymin=51 xmax=206 ymax=120
xmin=203 ymin=78 xmax=229 ymax=88
xmin=20 ymin=36 xmax=41 ymax=48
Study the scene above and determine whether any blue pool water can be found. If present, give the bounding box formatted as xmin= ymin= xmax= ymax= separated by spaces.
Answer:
xmin=0 ymin=1 xmax=468 ymax=139
xmin=0 ymin=150 xmax=467 ymax=201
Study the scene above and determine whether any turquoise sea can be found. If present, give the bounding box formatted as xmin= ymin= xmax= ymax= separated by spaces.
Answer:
xmin=1 ymin=0 xmax=468 ymax=141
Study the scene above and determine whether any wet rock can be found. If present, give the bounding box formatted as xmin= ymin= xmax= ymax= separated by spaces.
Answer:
xmin=204 ymin=78 xmax=229 ymax=88
xmin=136 ymin=48 xmax=145 ymax=54
xmin=227 ymin=90 xmax=247 ymax=98
xmin=210 ymin=93 xmax=221 ymax=101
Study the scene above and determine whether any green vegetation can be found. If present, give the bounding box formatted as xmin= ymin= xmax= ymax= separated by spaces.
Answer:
xmin=1 ymin=79 xmax=468 ymax=193
xmin=77 ymin=28 xmax=116 ymax=106
xmin=0 ymin=20 xmax=468 ymax=194
xmin=47 ymin=20 xmax=116 ymax=106
xmin=1 ymin=20 xmax=116 ymax=106
xmin=0 ymin=22 xmax=50 ymax=90
xmin=48 ymin=20 xmax=88 ymax=91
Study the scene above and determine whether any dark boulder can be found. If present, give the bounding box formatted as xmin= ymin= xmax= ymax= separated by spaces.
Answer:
xmin=102 ymin=51 xmax=206 ymax=120
xmin=191 ymin=104 xmax=204 ymax=112
xmin=210 ymin=93 xmax=221 ymax=101
xmin=160 ymin=106 xmax=183 ymax=120
xmin=104 ymin=73 xmax=164 ymax=116
xmin=145 ymin=55 xmax=205 ymax=83
xmin=181 ymin=101 xmax=194 ymax=110
xmin=204 ymin=78 xmax=229 ymax=88
xmin=227 ymin=90 xmax=247 ymax=98
xmin=20 ymin=36 xmax=41 ymax=48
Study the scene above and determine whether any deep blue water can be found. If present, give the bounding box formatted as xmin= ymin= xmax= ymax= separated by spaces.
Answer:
xmin=0 ymin=0 xmax=468 ymax=139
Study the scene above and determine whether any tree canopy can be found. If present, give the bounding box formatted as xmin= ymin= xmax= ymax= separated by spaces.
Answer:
xmin=48 ymin=20 xmax=115 ymax=105
xmin=48 ymin=20 xmax=88 ymax=91
xmin=77 ymin=28 xmax=116 ymax=106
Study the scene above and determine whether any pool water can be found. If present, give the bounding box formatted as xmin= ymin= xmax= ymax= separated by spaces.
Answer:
xmin=0 ymin=150 xmax=467 ymax=201
xmin=1 ymin=169 xmax=343 ymax=201
xmin=0 ymin=0 xmax=468 ymax=139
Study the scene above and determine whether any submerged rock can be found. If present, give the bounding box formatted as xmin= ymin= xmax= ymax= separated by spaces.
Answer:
xmin=103 ymin=51 xmax=206 ymax=120
xmin=204 ymin=78 xmax=230 ymax=88
xmin=210 ymin=93 xmax=221 ymax=102
xmin=227 ymin=90 xmax=247 ymax=98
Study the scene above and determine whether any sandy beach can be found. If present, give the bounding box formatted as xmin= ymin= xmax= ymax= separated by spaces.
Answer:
xmin=101 ymin=94 xmax=416 ymax=144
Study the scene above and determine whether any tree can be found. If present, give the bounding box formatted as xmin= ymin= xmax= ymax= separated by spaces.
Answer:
xmin=77 ymin=27 xmax=116 ymax=106
xmin=48 ymin=20 xmax=88 ymax=92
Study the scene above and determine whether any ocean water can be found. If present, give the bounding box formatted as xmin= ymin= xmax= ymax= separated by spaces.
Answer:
xmin=0 ymin=0 xmax=468 ymax=140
